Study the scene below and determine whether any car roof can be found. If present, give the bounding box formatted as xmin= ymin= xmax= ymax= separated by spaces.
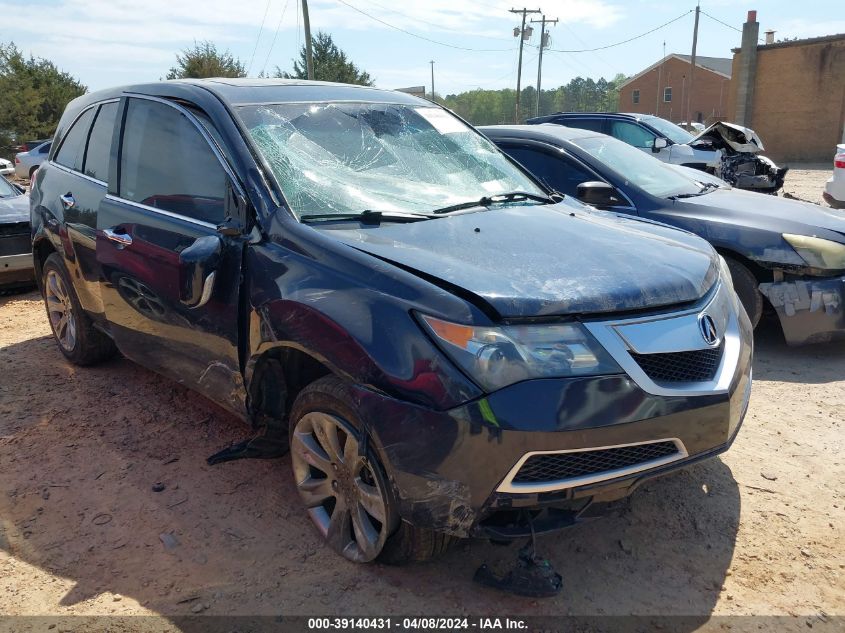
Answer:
xmin=68 ymin=78 xmax=429 ymax=110
xmin=479 ymin=123 xmax=601 ymax=144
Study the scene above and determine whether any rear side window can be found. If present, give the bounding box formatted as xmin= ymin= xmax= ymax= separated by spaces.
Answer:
xmin=38 ymin=143 xmax=51 ymax=154
xmin=54 ymin=110 xmax=95 ymax=171
xmin=504 ymin=145 xmax=597 ymax=196
xmin=85 ymin=102 xmax=118 ymax=182
xmin=119 ymin=99 xmax=226 ymax=224
xmin=560 ymin=118 xmax=605 ymax=133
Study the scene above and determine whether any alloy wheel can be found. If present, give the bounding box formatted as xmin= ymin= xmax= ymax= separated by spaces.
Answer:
xmin=45 ymin=270 xmax=77 ymax=352
xmin=290 ymin=412 xmax=390 ymax=563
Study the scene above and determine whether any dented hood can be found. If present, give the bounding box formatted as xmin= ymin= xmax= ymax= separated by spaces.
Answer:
xmin=328 ymin=203 xmax=719 ymax=318
xmin=691 ymin=121 xmax=765 ymax=154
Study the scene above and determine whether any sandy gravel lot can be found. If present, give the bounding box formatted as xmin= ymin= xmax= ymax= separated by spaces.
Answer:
xmin=0 ymin=167 xmax=843 ymax=631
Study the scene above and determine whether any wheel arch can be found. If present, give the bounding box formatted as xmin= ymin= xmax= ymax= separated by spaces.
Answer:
xmin=32 ymin=236 xmax=57 ymax=293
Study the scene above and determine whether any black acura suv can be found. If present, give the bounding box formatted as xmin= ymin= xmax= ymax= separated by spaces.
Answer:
xmin=31 ymin=79 xmax=753 ymax=564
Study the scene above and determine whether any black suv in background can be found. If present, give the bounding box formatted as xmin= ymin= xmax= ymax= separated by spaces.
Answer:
xmin=31 ymin=79 xmax=752 ymax=564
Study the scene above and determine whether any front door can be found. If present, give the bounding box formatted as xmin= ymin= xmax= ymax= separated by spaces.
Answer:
xmin=96 ymin=96 xmax=248 ymax=416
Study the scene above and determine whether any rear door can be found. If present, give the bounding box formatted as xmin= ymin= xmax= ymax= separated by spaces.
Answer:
xmin=96 ymin=95 xmax=249 ymax=415
xmin=38 ymin=100 xmax=118 ymax=318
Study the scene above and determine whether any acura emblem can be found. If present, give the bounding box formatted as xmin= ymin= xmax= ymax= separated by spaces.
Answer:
xmin=699 ymin=314 xmax=719 ymax=346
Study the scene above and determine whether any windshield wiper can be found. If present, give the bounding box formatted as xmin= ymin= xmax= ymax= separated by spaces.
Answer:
xmin=300 ymin=210 xmax=433 ymax=225
xmin=669 ymin=182 xmax=719 ymax=200
xmin=431 ymin=191 xmax=553 ymax=215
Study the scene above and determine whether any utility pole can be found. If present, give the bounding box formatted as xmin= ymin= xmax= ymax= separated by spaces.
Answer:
xmin=686 ymin=2 xmax=700 ymax=124
xmin=530 ymin=15 xmax=557 ymax=117
xmin=302 ymin=0 xmax=315 ymax=80
xmin=429 ymin=60 xmax=435 ymax=101
xmin=510 ymin=8 xmax=541 ymax=123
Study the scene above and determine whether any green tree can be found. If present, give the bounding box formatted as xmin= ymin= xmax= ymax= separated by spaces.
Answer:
xmin=277 ymin=31 xmax=373 ymax=86
xmin=0 ymin=42 xmax=86 ymax=157
xmin=166 ymin=41 xmax=246 ymax=80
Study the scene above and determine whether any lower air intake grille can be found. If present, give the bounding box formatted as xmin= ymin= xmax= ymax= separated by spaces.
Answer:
xmin=512 ymin=440 xmax=681 ymax=484
xmin=630 ymin=344 xmax=723 ymax=383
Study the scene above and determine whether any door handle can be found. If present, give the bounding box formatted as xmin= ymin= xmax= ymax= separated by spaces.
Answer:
xmin=103 ymin=228 xmax=133 ymax=246
xmin=59 ymin=193 xmax=75 ymax=209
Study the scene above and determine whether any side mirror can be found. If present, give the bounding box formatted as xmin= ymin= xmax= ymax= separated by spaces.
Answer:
xmin=178 ymin=235 xmax=222 ymax=308
xmin=576 ymin=181 xmax=624 ymax=208
xmin=652 ymin=137 xmax=668 ymax=153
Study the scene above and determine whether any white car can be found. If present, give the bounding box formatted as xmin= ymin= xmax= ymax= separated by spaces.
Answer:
xmin=0 ymin=158 xmax=13 ymax=177
xmin=14 ymin=140 xmax=51 ymax=180
xmin=823 ymin=144 xmax=845 ymax=209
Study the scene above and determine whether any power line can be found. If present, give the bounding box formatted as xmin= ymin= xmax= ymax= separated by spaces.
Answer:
xmin=248 ymin=0 xmax=273 ymax=75
xmin=333 ymin=0 xmax=516 ymax=52
xmin=699 ymin=9 xmax=767 ymax=43
xmin=547 ymin=10 xmax=692 ymax=53
xmin=357 ymin=0 xmax=513 ymax=44
xmin=261 ymin=0 xmax=291 ymax=76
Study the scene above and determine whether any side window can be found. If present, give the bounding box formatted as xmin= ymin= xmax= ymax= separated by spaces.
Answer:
xmin=84 ymin=102 xmax=118 ymax=182
xmin=504 ymin=145 xmax=598 ymax=196
xmin=632 ymin=89 xmax=640 ymax=104
xmin=562 ymin=118 xmax=605 ymax=133
xmin=39 ymin=143 xmax=52 ymax=154
xmin=609 ymin=121 xmax=656 ymax=149
xmin=663 ymin=87 xmax=672 ymax=102
xmin=54 ymin=110 xmax=95 ymax=172
xmin=119 ymin=99 xmax=227 ymax=224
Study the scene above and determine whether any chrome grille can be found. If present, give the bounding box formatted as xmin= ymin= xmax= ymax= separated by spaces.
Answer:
xmin=512 ymin=440 xmax=681 ymax=484
xmin=630 ymin=344 xmax=723 ymax=383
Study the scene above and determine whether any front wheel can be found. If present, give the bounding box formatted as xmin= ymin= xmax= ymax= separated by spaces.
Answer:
xmin=288 ymin=376 xmax=453 ymax=564
xmin=724 ymin=256 xmax=763 ymax=328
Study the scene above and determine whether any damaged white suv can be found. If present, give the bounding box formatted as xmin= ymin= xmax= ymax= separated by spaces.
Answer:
xmin=527 ymin=113 xmax=788 ymax=194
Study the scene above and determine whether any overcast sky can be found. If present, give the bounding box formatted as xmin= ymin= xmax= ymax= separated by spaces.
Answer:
xmin=1 ymin=0 xmax=842 ymax=95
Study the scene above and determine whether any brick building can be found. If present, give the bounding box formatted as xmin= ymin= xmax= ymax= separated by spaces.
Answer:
xmin=728 ymin=12 xmax=845 ymax=162
xmin=617 ymin=54 xmax=732 ymax=124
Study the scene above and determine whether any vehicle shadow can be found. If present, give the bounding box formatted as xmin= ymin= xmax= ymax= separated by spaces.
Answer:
xmin=0 ymin=333 xmax=738 ymax=625
xmin=753 ymin=313 xmax=845 ymax=384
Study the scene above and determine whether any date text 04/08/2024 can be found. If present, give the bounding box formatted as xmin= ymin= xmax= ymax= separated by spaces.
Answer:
xmin=307 ymin=618 xmax=528 ymax=630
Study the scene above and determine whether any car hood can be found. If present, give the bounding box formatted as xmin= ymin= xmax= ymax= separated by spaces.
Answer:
xmin=679 ymin=187 xmax=845 ymax=239
xmin=691 ymin=121 xmax=765 ymax=154
xmin=0 ymin=194 xmax=29 ymax=223
xmin=328 ymin=202 xmax=719 ymax=318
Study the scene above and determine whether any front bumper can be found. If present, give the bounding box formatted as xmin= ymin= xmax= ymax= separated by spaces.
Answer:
xmin=358 ymin=283 xmax=753 ymax=538
xmin=759 ymin=275 xmax=845 ymax=345
xmin=0 ymin=167 xmax=14 ymax=177
xmin=0 ymin=253 xmax=35 ymax=286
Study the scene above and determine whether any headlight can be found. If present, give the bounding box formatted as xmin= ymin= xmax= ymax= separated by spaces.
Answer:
xmin=783 ymin=234 xmax=845 ymax=270
xmin=717 ymin=255 xmax=735 ymax=292
xmin=420 ymin=314 xmax=621 ymax=391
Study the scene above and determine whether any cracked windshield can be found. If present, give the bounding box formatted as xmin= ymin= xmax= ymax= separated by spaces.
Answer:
xmin=238 ymin=102 xmax=544 ymax=218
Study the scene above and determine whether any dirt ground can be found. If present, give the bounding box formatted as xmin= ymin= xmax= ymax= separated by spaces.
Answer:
xmin=1 ymin=166 xmax=843 ymax=630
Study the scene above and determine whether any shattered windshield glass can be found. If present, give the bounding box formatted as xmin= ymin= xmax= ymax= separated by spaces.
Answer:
xmin=238 ymin=102 xmax=544 ymax=219
xmin=644 ymin=116 xmax=694 ymax=145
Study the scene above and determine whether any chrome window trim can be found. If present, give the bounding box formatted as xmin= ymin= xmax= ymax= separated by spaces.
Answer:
xmin=583 ymin=280 xmax=742 ymax=397
xmin=121 ymin=92 xmax=246 ymax=200
xmin=103 ymin=194 xmax=217 ymax=230
xmin=48 ymin=161 xmax=107 ymax=187
xmin=52 ymin=98 xmax=120 ymax=165
xmin=496 ymin=437 xmax=688 ymax=494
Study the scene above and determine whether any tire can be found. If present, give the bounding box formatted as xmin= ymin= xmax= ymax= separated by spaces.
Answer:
xmin=42 ymin=253 xmax=116 ymax=365
xmin=724 ymin=256 xmax=763 ymax=328
xmin=288 ymin=375 xmax=453 ymax=564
